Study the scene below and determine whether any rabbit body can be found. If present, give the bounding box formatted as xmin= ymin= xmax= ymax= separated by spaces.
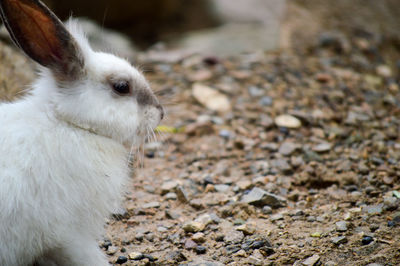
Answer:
xmin=0 ymin=1 xmax=163 ymax=265
xmin=0 ymin=97 xmax=129 ymax=265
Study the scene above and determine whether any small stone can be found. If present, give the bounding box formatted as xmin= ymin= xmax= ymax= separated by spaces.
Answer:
xmin=248 ymin=86 xmax=264 ymax=97
xmin=195 ymin=213 xmax=215 ymax=226
xmin=192 ymin=232 xmax=206 ymax=243
xmin=307 ymin=216 xmax=316 ymax=222
xmin=363 ymin=204 xmax=384 ymax=215
xmin=331 ymin=236 xmax=347 ymax=245
xmin=262 ymin=206 xmax=273 ymax=214
xmin=219 ymin=129 xmax=232 ymax=139
xmin=214 ymin=184 xmax=230 ymax=193
xmin=224 ymin=230 xmax=244 ymax=243
xmin=165 ymin=251 xmax=187 ymax=263
xmin=106 ymin=246 xmax=118 ymax=255
xmin=195 ymin=246 xmax=207 ymax=254
xmin=362 ymin=236 xmax=374 ymax=245
xmin=271 ymin=159 xmax=292 ymax=174
xmin=241 ymin=187 xmax=287 ymax=208
xmin=313 ymin=143 xmax=332 ymax=153
xmin=157 ymin=226 xmax=168 ymax=232
xmin=161 ymin=180 xmax=179 ymax=195
xmin=270 ymin=213 xmax=284 ymax=221
xmin=183 ymin=221 xmax=206 ymax=233
xmin=275 ymin=114 xmax=302 ymax=129
xmin=176 ymin=186 xmax=190 ymax=203
xmin=237 ymin=180 xmax=252 ymax=190
xmin=236 ymin=224 xmax=256 ymax=235
xmin=193 ymin=83 xmax=231 ymax=112
xmin=143 ymin=255 xmax=156 ymax=262
xmin=187 ymin=260 xmax=224 ymax=266
xmin=116 ymin=256 xmax=128 ymax=264
xmin=145 ymin=233 xmax=155 ymax=242
xmin=235 ymin=249 xmax=247 ymax=257
xmin=165 ymin=192 xmax=178 ymax=200
xmin=185 ymin=239 xmax=197 ymax=250
xmin=325 ymin=262 xmax=337 ymax=266
xmin=279 ymin=142 xmax=299 ymax=156
xmin=165 ymin=210 xmax=180 ymax=220
xmin=190 ymin=198 xmax=205 ymax=210
xmin=129 ymin=252 xmax=144 ymax=260
xmin=302 ymin=254 xmax=320 ymax=266
xmin=376 ymin=65 xmax=392 ymax=78
xmin=335 ymin=221 xmax=348 ymax=232
xmin=142 ymin=201 xmax=161 ymax=209
xmin=259 ymin=96 xmax=273 ymax=106
xmin=311 ymin=232 xmax=321 ymax=238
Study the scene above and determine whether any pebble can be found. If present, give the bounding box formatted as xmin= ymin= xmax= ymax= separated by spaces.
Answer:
xmin=192 ymin=232 xmax=206 ymax=243
xmin=335 ymin=221 xmax=348 ymax=232
xmin=195 ymin=213 xmax=215 ymax=226
xmin=116 ymin=256 xmax=128 ymax=264
xmin=307 ymin=216 xmax=316 ymax=222
xmin=219 ymin=129 xmax=232 ymax=139
xmin=224 ymin=230 xmax=244 ymax=243
xmin=165 ymin=210 xmax=180 ymax=219
xmin=331 ymin=236 xmax=347 ymax=245
xmin=187 ymin=260 xmax=224 ymax=266
xmin=161 ymin=180 xmax=179 ymax=195
xmin=241 ymin=187 xmax=287 ymax=208
xmin=192 ymin=83 xmax=231 ymax=112
xmin=275 ymin=114 xmax=302 ymax=128
xmin=262 ymin=205 xmax=273 ymax=214
xmin=362 ymin=236 xmax=374 ymax=245
xmin=271 ymin=159 xmax=293 ymax=174
xmin=313 ymin=143 xmax=332 ymax=153
xmin=376 ymin=65 xmax=392 ymax=78
xmin=142 ymin=201 xmax=161 ymax=209
xmin=106 ymin=246 xmax=118 ymax=255
xmin=248 ymin=86 xmax=264 ymax=97
xmin=259 ymin=96 xmax=273 ymax=106
xmin=270 ymin=213 xmax=284 ymax=221
xmin=165 ymin=192 xmax=178 ymax=200
xmin=302 ymin=254 xmax=320 ymax=266
xmin=236 ymin=224 xmax=256 ymax=235
xmin=214 ymin=184 xmax=231 ymax=193
xmin=279 ymin=142 xmax=299 ymax=156
xmin=195 ymin=245 xmax=207 ymax=254
xmin=176 ymin=186 xmax=190 ymax=203
xmin=237 ymin=180 xmax=252 ymax=190
xmin=129 ymin=252 xmax=144 ymax=260
xmin=363 ymin=204 xmax=384 ymax=215
xmin=183 ymin=221 xmax=206 ymax=233
xmin=185 ymin=239 xmax=198 ymax=250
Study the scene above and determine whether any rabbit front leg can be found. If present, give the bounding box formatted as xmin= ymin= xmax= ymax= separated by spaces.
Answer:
xmin=43 ymin=238 xmax=109 ymax=266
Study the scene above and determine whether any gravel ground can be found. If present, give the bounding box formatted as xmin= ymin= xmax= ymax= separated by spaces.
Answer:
xmin=89 ymin=33 xmax=399 ymax=265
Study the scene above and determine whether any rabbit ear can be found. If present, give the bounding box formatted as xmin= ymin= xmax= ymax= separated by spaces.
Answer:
xmin=0 ymin=0 xmax=84 ymax=82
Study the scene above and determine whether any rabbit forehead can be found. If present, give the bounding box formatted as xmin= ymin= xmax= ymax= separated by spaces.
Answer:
xmin=87 ymin=51 xmax=145 ymax=82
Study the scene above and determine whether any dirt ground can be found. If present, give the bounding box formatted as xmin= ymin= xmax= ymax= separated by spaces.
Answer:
xmin=101 ymin=32 xmax=400 ymax=266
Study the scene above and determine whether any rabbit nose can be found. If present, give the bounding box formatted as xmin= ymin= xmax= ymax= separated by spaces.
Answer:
xmin=157 ymin=105 xmax=164 ymax=120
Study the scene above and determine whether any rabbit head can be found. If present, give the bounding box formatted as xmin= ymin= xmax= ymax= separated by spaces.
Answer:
xmin=0 ymin=0 xmax=163 ymax=145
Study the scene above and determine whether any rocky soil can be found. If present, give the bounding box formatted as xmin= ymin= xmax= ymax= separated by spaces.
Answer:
xmin=1 ymin=19 xmax=399 ymax=266
xmin=101 ymin=33 xmax=400 ymax=265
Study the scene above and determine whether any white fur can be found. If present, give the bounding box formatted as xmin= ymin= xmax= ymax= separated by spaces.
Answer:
xmin=0 ymin=20 xmax=162 ymax=265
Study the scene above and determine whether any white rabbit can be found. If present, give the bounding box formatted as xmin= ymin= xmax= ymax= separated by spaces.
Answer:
xmin=0 ymin=0 xmax=163 ymax=265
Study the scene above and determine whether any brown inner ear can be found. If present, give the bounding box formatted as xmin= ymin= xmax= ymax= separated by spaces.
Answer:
xmin=3 ymin=0 xmax=64 ymax=65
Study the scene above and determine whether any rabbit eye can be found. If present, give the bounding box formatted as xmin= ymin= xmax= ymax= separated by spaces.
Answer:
xmin=112 ymin=81 xmax=131 ymax=95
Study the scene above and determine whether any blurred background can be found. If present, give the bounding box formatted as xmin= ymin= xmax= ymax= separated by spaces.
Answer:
xmin=2 ymin=0 xmax=398 ymax=58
